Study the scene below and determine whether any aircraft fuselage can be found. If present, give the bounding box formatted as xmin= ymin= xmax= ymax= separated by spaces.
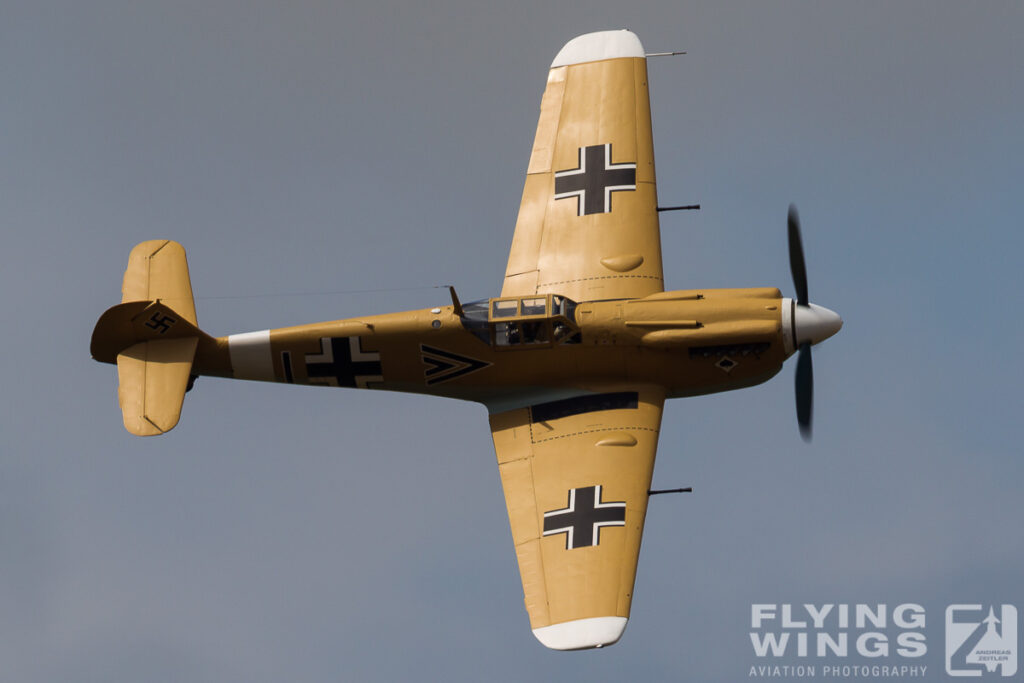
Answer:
xmin=194 ymin=286 xmax=792 ymax=410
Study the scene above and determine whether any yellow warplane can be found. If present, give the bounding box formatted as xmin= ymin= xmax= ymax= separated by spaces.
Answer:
xmin=91 ymin=30 xmax=841 ymax=650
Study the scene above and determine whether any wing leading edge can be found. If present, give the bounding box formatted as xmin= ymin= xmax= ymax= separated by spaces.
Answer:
xmin=489 ymin=385 xmax=665 ymax=649
xmin=502 ymin=30 xmax=664 ymax=303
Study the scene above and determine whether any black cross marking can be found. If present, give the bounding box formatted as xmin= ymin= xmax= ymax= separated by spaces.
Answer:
xmin=554 ymin=143 xmax=636 ymax=216
xmin=281 ymin=351 xmax=294 ymax=383
xmin=304 ymin=336 xmax=382 ymax=388
xmin=543 ymin=485 xmax=626 ymax=550
xmin=144 ymin=312 xmax=177 ymax=334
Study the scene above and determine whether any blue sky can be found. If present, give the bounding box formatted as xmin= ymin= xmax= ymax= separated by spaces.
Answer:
xmin=2 ymin=2 xmax=1022 ymax=681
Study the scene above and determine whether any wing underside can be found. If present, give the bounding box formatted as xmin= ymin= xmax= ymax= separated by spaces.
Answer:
xmin=489 ymin=384 xmax=665 ymax=649
xmin=502 ymin=30 xmax=664 ymax=303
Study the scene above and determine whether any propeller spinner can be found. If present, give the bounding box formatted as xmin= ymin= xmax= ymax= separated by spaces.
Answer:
xmin=782 ymin=204 xmax=842 ymax=441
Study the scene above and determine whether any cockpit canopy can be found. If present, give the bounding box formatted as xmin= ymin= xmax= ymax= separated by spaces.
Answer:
xmin=461 ymin=294 xmax=581 ymax=348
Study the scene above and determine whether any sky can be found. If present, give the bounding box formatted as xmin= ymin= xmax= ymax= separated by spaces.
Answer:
xmin=2 ymin=1 xmax=1022 ymax=681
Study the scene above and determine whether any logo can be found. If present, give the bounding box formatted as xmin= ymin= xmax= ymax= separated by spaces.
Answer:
xmin=946 ymin=604 xmax=1017 ymax=677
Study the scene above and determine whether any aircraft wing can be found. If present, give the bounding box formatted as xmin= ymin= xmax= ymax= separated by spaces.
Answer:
xmin=489 ymin=385 xmax=665 ymax=649
xmin=502 ymin=30 xmax=664 ymax=303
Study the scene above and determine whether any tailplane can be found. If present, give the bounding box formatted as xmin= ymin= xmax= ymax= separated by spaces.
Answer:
xmin=91 ymin=240 xmax=211 ymax=436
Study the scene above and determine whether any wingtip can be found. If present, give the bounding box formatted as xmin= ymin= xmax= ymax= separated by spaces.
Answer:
xmin=532 ymin=616 xmax=628 ymax=650
xmin=551 ymin=30 xmax=645 ymax=68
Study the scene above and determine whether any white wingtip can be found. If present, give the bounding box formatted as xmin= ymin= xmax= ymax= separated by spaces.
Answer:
xmin=551 ymin=30 xmax=645 ymax=68
xmin=532 ymin=616 xmax=628 ymax=650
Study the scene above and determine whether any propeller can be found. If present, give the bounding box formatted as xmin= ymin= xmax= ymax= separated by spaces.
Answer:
xmin=788 ymin=205 xmax=808 ymax=307
xmin=786 ymin=203 xmax=833 ymax=441
xmin=795 ymin=341 xmax=813 ymax=440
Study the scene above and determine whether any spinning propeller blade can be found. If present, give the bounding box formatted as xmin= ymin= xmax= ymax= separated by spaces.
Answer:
xmin=786 ymin=204 xmax=840 ymax=441
xmin=788 ymin=204 xmax=809 ymax=307
xmin=795 ymin=343 xmax=813 ymax=441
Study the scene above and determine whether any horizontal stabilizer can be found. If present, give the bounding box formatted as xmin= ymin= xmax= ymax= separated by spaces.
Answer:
xmin=117 ymin=337 xmax=198 ymax=436
xmin=95 ymin=239 xmax=204 ymax=436
xmin=122 ymin=240 xmax=197 ymax=324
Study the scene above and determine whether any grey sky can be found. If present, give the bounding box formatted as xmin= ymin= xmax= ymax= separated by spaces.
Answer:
xmin=2 ymin=1 xmax=1022 ymax=681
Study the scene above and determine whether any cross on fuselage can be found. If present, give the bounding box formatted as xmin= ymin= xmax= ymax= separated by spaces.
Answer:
xmin=304 ymin=336 xmax=382 ymax=388
xmin=543 ymin=485 xmax=626 ymax=549
xmin=554 ymin=143 xmax=636 ymax=216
